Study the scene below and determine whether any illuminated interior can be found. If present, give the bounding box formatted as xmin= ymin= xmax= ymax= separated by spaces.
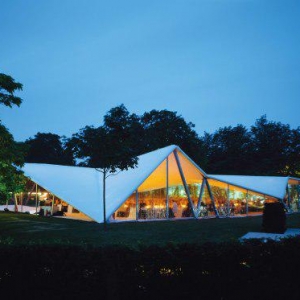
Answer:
xmin=112 ymin=151 xmax=200 ymax=221
xmin=177 ymin=151 xmax=204 ymax=210
xmin=207 ymin=179 xmax=229 ymax=217
xmin=228 ymin=185 xmax=247 ymax=216
xmin=288 ymin=178 xmax=300 ymax=212
xmin=111 ymin=150 xmax=284 ymax=222
xmin=6 ymin=179 xmax=93 ymax=221
xmin=199 ymin=183 xmax=216 ymax=217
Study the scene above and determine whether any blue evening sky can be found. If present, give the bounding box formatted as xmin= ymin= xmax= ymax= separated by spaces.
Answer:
xmin=0 ymin=0 xmax=299 ymax=141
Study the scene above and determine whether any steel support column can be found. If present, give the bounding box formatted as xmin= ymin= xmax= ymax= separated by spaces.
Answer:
xmin=196 ymin=178 xmax=206 ymax=217
xmin=205 ymin=178 xmax=219 ymax=218
xmin=173 ymin=150 xmax=197 ymax=219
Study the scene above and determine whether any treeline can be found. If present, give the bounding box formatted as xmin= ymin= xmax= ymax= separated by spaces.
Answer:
xmin=24 ymin=104 xmax=300 ymax=176
xmin=0 ymin=239 xmax=300 ymax=299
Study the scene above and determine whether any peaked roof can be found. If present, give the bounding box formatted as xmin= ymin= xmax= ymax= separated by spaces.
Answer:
xmin=23 ymin=163 xmax=102 ymax=221
xmin=105 ymin=145 xmax=178 ymax=218
xmin=208 ymin=174 xmax=289 ymax=199
xmin=23 ymin=145 xmax=178 ymax=223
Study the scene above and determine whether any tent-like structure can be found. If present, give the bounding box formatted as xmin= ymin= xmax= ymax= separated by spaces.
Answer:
xmin=4 ymin=145 xmax=300 ymax=223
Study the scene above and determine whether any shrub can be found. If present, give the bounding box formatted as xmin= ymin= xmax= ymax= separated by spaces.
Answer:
xmin=1 ymin=239 xmax=300 ymax=299
xmin=262 ymin=202 xmax=286 ymax=233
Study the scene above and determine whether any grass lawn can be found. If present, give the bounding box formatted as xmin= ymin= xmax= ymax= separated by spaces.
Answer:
xmin=1 ymin=211 xmax=300 ymax=247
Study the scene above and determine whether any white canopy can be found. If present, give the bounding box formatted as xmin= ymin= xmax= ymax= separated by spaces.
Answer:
xmin=23 ymin=163 xmax=102 ymax=221
xmin=208 ymin=175 xmax=289 ymax=199
xmin=23 ymin=145 xmax=178 ymax=223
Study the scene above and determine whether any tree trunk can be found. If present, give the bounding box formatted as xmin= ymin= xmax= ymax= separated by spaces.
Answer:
xmin=14 ymin=193 xmax=18 ymax=212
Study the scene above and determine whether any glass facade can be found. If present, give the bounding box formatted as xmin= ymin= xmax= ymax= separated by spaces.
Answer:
xmin=176 ymin=151 xmax=204 ymax=211
xmin=168 ymin=185 xmax=192 ymax=219
xmin=208 ymin=179 xmax=228 ymax=217
xmin=4 ymin=179 xmax=93 ymax=221
xmin=114 ymin=192 xmax=137 ymax=221
xmin=138 ymin=159 xmax=167 ymax=220
xmin=168 ymin=151 xmax=195 ymax=218
xmin=247 ymin=192 xmax=265 ymax=215
xmin=288 ymin=179 xmax=300 ymax=212
xmin=199 ymin=183 xmax=216 ymax=217
xmin=228 ymin=185 xmax=247 ymax=216
xmin=206 ymin=179 xmax=279 ymax=217
xmin=111 ymin=150 xmax=203 ymax=221
xmin=139 ymin=188 xmax=167 ymax=220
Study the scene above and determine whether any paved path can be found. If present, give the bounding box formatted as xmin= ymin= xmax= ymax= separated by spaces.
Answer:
xmin=241 ymin=228 xmax=300 ymax=241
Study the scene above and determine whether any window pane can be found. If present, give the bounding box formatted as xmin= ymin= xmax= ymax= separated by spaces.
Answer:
xmin=208 ymin=179 xmax=228 ymax=217
xmin=199 ymin=183 xmax=216 ymax=218
xmin=113 ymin=193 xmax=137 ymax=221
xmin=177 ymin=151 xmax=204 ymax=210
xmin=168 ymin=152 xmax=193 ymax=218
xmin=138 ymin=159 xmax=167 ymax=220
xmin=228 ymin=185 xmax=247 ymax=216
xmin=288 ymin=180 xmax=300 ymax=212
xmin=138 ymin=188 xmax=167 ymax=220
xmin=247 ymin=191 xmax=265 ymax=215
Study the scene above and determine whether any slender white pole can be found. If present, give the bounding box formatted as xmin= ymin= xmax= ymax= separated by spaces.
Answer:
xmin=196 ymin=178 xmax=205 ymax=217
xmin=205 ymin=178 xmax=219 ymax=218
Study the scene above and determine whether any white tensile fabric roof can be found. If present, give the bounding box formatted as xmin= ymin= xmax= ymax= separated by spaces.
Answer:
xmin=23 ymin=145 xmax=178 ymax=223
xmin=208 ymin=175 xmax=289 ymax=200
xmin=22 ymin=144 xmax=296 ymax=223
xmin=23 ymin=163 xmax=102 ymax=221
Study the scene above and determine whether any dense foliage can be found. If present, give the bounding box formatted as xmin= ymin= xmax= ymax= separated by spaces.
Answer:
xmin=203 ymin=116 xmax=300 ymax=176
xmin=0 ymin=73 xmax=26 ymax=204
xmin=68 ymin=105 xmax=139 ymax=171
xmin=25 ymin=133 xmax=74 ymax=165
xmin=0 ymin=123 xmax=27 ymax=202
xmin=0 ymin=239 xmax=300 ymax=299
xmin=24 ymin=105 xmax=300 ymax=177
xmin=0 ymin=73 xmax=23 ymax=107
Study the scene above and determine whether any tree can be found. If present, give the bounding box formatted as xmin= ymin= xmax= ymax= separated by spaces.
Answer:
xmin=0 ymin=73 xmax=23 ymax=107
xmin=103 ymin=104 xmax=144 ymax=156
xmin=250 ymin=115 xmax=292 ymax=176
xmin=0 ymin=122 xmax=27 ymax=205
xmin=140 ymin=109 xmax=207 ymax=167
xmin=25 ymin=132 xmax=74 ymax=165
xmin=69 ymin=105 xmax=139 ymax=228
xmin=203 ymin=125 xmax=252 ymax=175
xmin=0 ymin=73 xmax=26 ymax=206
xmin=285 ymin=128 xmax=300 ymax=176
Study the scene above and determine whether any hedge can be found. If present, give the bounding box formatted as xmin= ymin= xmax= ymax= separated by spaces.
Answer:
xmin=0 ymin=239 xmax=300 ymax=299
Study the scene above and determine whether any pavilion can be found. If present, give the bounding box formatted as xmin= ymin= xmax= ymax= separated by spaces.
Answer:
xmin=3 ymin=145 xmax=299 ymax=223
